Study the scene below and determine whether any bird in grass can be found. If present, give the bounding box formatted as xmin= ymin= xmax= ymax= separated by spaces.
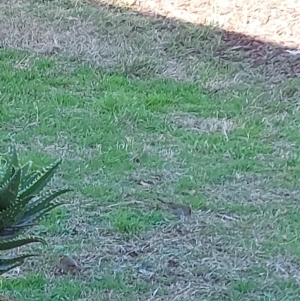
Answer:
xmin=60 ymin=255 xmax=81 ymax=274
xmin=157 ymin=198 xmax=191 ymax=216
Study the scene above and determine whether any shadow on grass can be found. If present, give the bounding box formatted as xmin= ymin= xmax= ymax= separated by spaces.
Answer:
xmin=1 ymin=0 xmax=300 ymax=91
xmin=92 ymin=0 xmax=300 ymax=81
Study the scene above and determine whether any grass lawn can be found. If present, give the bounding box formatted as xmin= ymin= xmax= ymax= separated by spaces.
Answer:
xmin=1 ymin=1 xmax=300 ymax=301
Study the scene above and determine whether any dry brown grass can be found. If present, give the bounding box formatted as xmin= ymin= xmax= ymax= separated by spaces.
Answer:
xmin=2 ymin=0 xmax=299 ymax=87
xmin=108 ymin=0 xmax=300 ymax=48
xmin=168 ymin=112 xmax=235 ymax=134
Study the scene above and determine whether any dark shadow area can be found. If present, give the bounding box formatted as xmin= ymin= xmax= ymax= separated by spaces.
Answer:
xmin=2 ymin=0 xmax=300 ymax=86
xmin=216 ymin=30 xmax=300 ymax=77
xmin=100 ymin=1 xmax=300 ymax=78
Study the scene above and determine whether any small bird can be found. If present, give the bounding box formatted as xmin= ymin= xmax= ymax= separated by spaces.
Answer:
xmin=60 ymin=255 xmax=81 ymax=274
xmin=157 ymin=198 xmax=191 ymax=216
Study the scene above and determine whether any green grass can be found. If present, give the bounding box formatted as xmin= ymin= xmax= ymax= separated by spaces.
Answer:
xmin=1 ymin=36 xmax=300 ymax=301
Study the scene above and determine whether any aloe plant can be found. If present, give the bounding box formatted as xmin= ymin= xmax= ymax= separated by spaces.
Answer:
xmin=0 ymin=146 xmax=71 ymax=274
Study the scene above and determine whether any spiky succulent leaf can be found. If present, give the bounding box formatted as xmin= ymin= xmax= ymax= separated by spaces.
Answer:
xmin=19 ymin=160 xmax=62 ymax=199
xmin=1 ymin=157 xmax=11 ymax=187
xmin=0 ymin=254 xmax=37 ymax=274
xmin=13 ymin=196 xmax=35 ymax=225
xmin=0 ymin=237 xmax=46 ymax=250
xmin=20 ymin=200 xmax=66 ymax=226
xmin=24 ymin=189 xmax=71 ymax=216
xmin=0 ymin=223 xmax=38 ymax=241
xmin=0 ymin=262 xmax=21 ymax=274
xmin=0 ymin=145 xmax=19 ymax=188
xmin=0 ymin=164 xmax=5 ymax=186
xmin=0 ymin=195 xmax=34 ymax=228
xmin=0 ymin=146 xmax=71 ymax=275
xmin=21 ymin=189 xmax=71 ymax=224
xmin=0 ymin=168 xmax=22 ymax=211
xmin=9 ymin=145 xmax=19 ymax=169
xmin=19 ymin=171 xmax=40 ymax=193
xmin=0 ymin=228 xmax=21 ymax=240
xmin=20 ymin=160 xmax=33 ymax=180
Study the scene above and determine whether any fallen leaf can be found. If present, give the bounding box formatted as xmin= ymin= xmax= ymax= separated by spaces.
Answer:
xmin=137 ymin=180 xmax=154 ymax=187
xmin=138 ymin=268 xmax=154 ymax=278
xmin=182 ymin=189 xmax=196 ymax=196
xmin=215 ymin=213 xmax=239 ymax=221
